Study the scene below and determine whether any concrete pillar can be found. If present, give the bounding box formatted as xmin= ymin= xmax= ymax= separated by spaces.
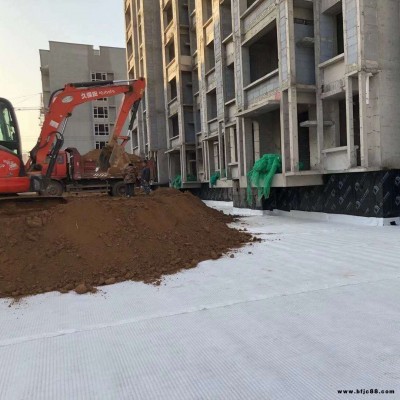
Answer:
xmin=345 ymin=77 xmax=356 ymax=167
xmin=236 ymin=119 xmax=244 ymax=178
xmin=288 ymin=87 xmax=299 ymax=172
xmin=242 ymin=118 xmax=254 ymax=175
xmin=280 ymin=90 xmax=290 ymax=173
xmin=181 ymin=144 xmax=187 ymax=182
xmin=253 ymin=121 xmax=260 ymax=161
xmin=358 ymin=71 xmax=369 ymax=167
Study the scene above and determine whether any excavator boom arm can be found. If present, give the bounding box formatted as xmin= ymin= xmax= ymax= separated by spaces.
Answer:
xmin=28 ymin=78 xmax=145 ymax=169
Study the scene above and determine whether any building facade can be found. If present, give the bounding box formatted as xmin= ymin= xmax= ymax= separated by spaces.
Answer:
xmin=125 ymin=0 xmax=400 ymax=218
xmin=40 ymin=41 xmax=129 ymax=154
xmin=125 ymin=0 xmax=169 ymax=183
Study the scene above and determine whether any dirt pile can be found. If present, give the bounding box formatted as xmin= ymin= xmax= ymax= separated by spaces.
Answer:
xmin=82 ymin=149 xmax=141 ymax=164
xmin=0 ymin=189 xmax=251 ymax=298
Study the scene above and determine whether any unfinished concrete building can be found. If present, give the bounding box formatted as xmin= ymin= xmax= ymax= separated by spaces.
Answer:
xmin=160 ymin=0 xmax=198 ymax=186
xmin=126 ymin=0 xmax=400 ymax=218
xmin=191 ymin=0 xmax=400 ymax=218
xmin=125 ymin=0 xmax=168 ymax=183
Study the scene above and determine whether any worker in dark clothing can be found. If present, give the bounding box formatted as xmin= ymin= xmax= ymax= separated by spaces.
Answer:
xmin=141 ymin=160 xmax=151 ymax=195
xmin=123 ymin=163 xmax=137 ymax=197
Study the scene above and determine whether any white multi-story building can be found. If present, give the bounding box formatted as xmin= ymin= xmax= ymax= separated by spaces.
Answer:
xmin=125 ymin=0 xmax=400 ymax=218
xmin=39 ymin=41 xmax=129 ymax=154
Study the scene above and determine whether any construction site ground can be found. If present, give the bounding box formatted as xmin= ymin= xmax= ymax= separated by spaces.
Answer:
xmin=1 ymin=200 xmax=400 ymax=399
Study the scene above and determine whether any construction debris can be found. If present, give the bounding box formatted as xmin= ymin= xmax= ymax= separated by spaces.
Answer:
xmin=0 ymin=189 xmax=251 ymax=298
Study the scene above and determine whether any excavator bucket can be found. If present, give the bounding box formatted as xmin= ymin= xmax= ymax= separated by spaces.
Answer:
xmin=97 ymin=145 xmax=113 ymax=171
xmin=97 ymin=144 xmax=130 ymax=172
xmin=109 ymin=145 xmax=129 ymax=169
xmin=97 ymin=98 xmax=142 ymax=172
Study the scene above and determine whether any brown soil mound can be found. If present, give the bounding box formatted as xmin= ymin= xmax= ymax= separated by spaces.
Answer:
xmin=0 ymin=189 xmax=251 ymax=298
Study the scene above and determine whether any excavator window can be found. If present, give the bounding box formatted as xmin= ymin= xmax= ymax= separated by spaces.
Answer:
xmin=0 ymin=100 xmax=19 ymax=154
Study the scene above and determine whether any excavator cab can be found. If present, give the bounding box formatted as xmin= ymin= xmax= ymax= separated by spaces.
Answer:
xmin=0 ymin=98 xmax=31 ymax=193
xmin=0 ymin=98 xmax=22 ymax=157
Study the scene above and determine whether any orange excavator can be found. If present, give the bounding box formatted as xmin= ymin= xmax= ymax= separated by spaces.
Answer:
xmin=0 ymin=78 xmax=145 ymax=197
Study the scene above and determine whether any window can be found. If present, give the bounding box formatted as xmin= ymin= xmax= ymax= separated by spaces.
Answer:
xmin=205 ymin=41 xmax=215 ymax=72
xmin=225 ymin=63 xmax=235 ymax=101
xmin=166 ymin=39 xmax=175 ymax=64
xmin=169 ymin=115 xmax=179 ymax=139
xmin=91 ymin=72 xmax=107 ymax=82
xmin=0 ymin=102 xmax=17 ymax=143
xmin=336 ymin=11 xmax=344 ymax=55
xmin=207 ymin=90 xmax=217 ymax=121
xmin=180 ymin=31 xmax=191 ymax=56
xmin=248 ymin=23 xmax=278 ymax=83
xmin=164 ymin=2 xmax=173 ymax=28
xmin=94 ymin=124 xmax=110 ymax=136
xmin=221 ymin=0 xmax=233 ymax=39
xmin=203 ymin=0 xmax=213 ymax=22
xmin=93 ymin=107 xmax=108 ymax=119
xmin=95 ymin=141 xmax=107 ymax=149
xmin=169 ymin=78 xmax=177 ymax=101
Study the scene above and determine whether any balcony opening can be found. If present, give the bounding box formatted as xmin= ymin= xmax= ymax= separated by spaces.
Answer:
xmin=207 ymin=89 xmax=217 ymax=121
xmin=184 ymin=108 xmax=195 ymax=143
xmin=180 ymin=1 xmax=190 ymax=26
xmin=169 ymin=153 xmax=181 ymax=179
xmin=246 ymin=109 xmax=281 ymax=168
xmin=298 ymin=110 xmax=311 ymax=171
xmin=169 ymin=114 xmax=179 ymax=139
xmin=339 ymin=98 xmax=347 ymax=147
xmin=248 ymin=22 xmax=278 ymax=83
xmin=166 ymin=39 xmax=175 ymax=64
xmin=191 ymin=30 xmax=198 ymax=53
xmin=221 ymin=0 xmax=233 ymax=39
xmin=192 ymin=71 xmax=199 ymax=94
xmin=182 ymin=72 xmax=193 ymax=104
xmin=125 ymin=6 xmax=131 ymax=30
xmin=180 ymin=31 xmax=191 ymax=56
xmin=203 ymin=0 xmax=213 ymax=22
xmin=338 ymin=95 xmax=361 ymax=165
xmin=225 ymin=62 xmax=235 ymax=102
xmin=321 ymin=1 xmax=344 ymax=61
xmin=164 ymin=2 xmax=173 ymax=29
xmin=127 ymin=37 xmax=133 ymax=60
xmin=187 ymin=151 xmax=197 ymax=177
xmin=205 ymin=41 xmax=215 ymax=73
xmin=335 ymin=10 xmax=344 ymax=56
xmin=168 ymin=77 xmax=177 ymax=102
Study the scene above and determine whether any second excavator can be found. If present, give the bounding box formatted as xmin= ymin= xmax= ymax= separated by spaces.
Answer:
xmin=0 ymin=78 xmax=146 ymax=197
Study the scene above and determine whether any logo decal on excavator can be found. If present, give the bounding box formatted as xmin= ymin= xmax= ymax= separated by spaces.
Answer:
xmin=62 ymin=96 xmax=74 ymax=103
xmin=2 ymin=160 xmax=19 ymax=171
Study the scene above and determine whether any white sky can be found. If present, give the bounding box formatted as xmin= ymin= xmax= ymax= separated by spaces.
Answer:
xmin=0 ymin=0 xmax=126 ymax=151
